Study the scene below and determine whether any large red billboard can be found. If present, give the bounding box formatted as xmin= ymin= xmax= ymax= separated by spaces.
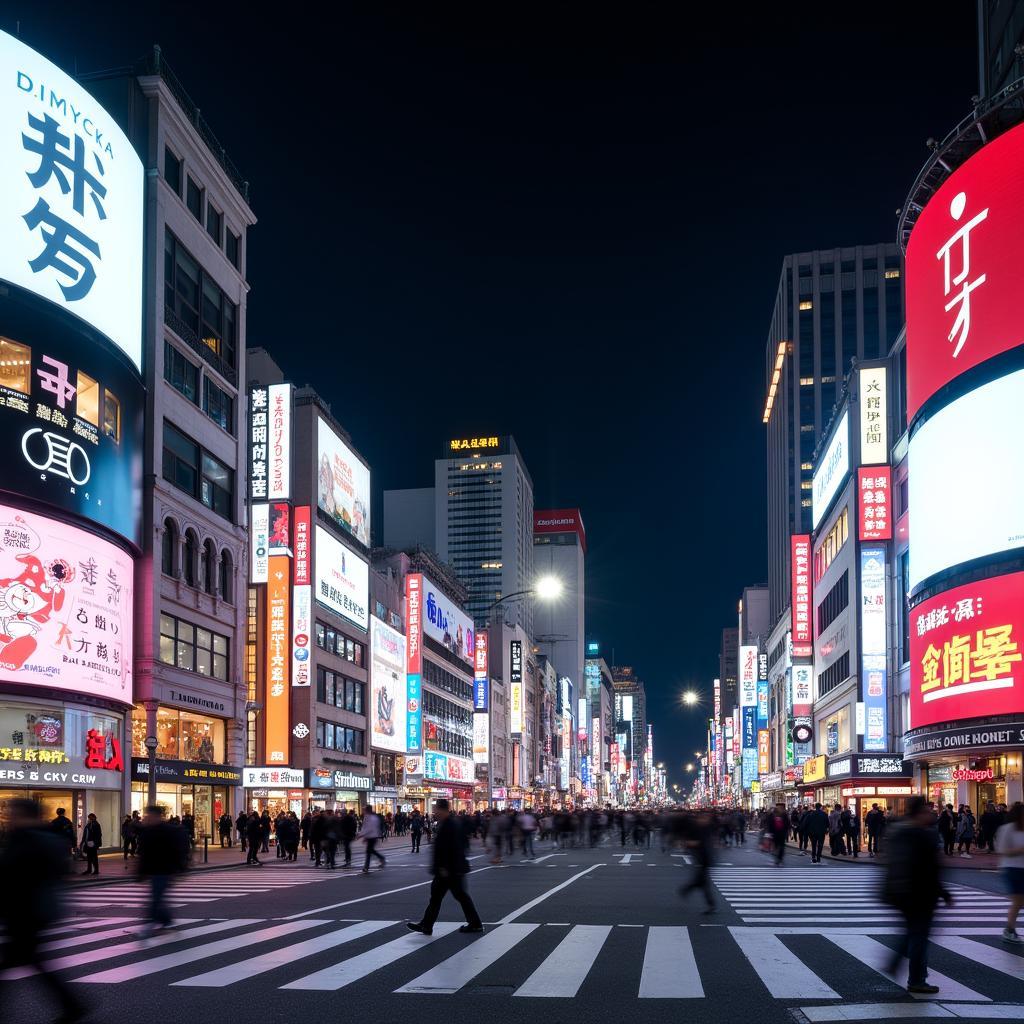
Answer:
xmin=906 ymin=121 xmax=1024 ymax=423
xmin=534 ymin=508 xmax=586 ymax=553
xmin=909 ymin=571 xmax=1024 ymax=729
xmin=791 ymin=535 xmax=812 ymax=658
xmin=858 ymin=467 xmax=892 ymax=541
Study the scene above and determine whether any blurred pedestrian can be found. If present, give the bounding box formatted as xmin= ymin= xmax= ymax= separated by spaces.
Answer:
xmin=361 ymin=806 xmax=387 ymax=872
xmin=678 ymin=810 xmax=716 ymax=913
xmin=50 ymin=806 xmax=76 ymax=860
xmin=806 ymin=802 xmax=829 ymax=864
xmin=994 ymin=801 xmax=1024 ymax=943
xmin=767 ymin=802 xmax=788 ymax=865
xmin=137 ymin=804 xmax=189 ymax=935
xmin=80 ymin=812 xmax=102 ymax=875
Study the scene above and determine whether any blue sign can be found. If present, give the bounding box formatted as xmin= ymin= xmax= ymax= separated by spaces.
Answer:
xmin=757 ymin=679 xmax=769 ymax=729
xmin=742 ymin=706 xmax=756 ymax=750
xmin=406 ymin=673 xmax=422 ymax=752
xmin=581 ymin=755 xmax=590 ymax=786
xmin=424 ymin=750 xmax=448 ymax=780
xmin=474 ymin=675 xmax=489 ymax=712
xmin=742 ymin=749 xmax=759 ymax=788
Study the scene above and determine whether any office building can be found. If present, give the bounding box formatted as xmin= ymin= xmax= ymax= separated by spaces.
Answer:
xmin=611 ymin=666 xmax=647 ymax=795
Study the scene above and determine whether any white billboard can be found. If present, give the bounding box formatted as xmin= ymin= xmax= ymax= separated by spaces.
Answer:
xmin=0 ymin=31 xmax=143 ymax=370
xmin=473 ymin=712 xmax=489 ymax=763
xmin=739 ymin=644 xmax=758 ymax=707
xmin=859 ymin=367 xmax=888 ymax=465
xmin=291 ymin=585 xmax=311 ymax=687
xmin=317 ymin=417 xmax=370 ymax=547
xmin=908 ymin=368 xmax=1024 ymax=589
xmin=250 ymin=503 xmax=269 ymax=583
xmin=812 ymin=410 xmax=850 ymax=529
xmin=421 ymin=576 xmax=475 ymax=667
xmin=314 ymin=525 xmax=368 ymax=630
xmin=370 ymin=615 xmax=406 ymax=754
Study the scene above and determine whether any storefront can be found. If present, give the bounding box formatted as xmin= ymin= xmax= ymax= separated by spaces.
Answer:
xmin=307 ymin=767 xmax=372 ymax=810
xmin=242 ymin=767 xmax=306 ymax=817
xmin=803 ymin=753 xmax=913 ymax=820
xmin=368 ymin=785 xmax=399 ymax=813
xmin=0 ymin=699 xmax=126 ymax=849
xmin=421 ymin=751 xmax=474 ymax=810
xmin=130 ymin=758 xmax=242 ymax=838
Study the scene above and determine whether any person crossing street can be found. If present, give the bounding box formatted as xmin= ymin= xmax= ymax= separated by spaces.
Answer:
xmin=361 ymin=806 xmax=387 ymax=873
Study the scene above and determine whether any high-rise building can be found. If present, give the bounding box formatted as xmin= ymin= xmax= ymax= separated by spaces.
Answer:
xmin=718 ymin=627 xmax=739 ymax=723
xmin=611 ymin=666 xmax=647 ymax=796
xmin=764 ymin=244 xmax=905 ymax=623
xmin=978 ymin=0 xmax=1024 ymax=100
xmin=384 ymin=435 xmax=535 ymax=634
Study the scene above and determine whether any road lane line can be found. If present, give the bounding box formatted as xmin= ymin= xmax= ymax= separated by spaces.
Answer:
xmin=729 ymin=927 xmax=839 ymax=999
xmin=514 ymin=924 xmax=611 ymax=997
xmin=497 ymin=864 xmax=605 ymax=925
xmin=929 ymin=936 xmax=1024 ymax=981
xmin=638 ymin=926 xmax=703 ymax=998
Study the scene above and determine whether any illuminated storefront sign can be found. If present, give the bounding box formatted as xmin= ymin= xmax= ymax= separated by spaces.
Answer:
xmin=250 ymin=503 xmax=269 ymax=584
xmin=858 ymin=467 xmax=891 ymax=541
xmin=739 ymin=645 xmax=757 ymax=707
xmin=269 ymin=502 xmax=290 ymax=555
xmin=510 ymin=639 xmax=524 ymax=735
xmin=905 ymin=119 xmax=1024 ymax=422
xmin=757 ymin=678 xmax=769 ymax=729
xmin=860 ymin=547 xmax=888 ymax=752
xmin=131 ymin=758 xmax=242 ymax=786
xmin=250 ymin=384 xmax=291 ymax=501
xmin=791 ymin=536 xmax=812 ymax=658
xmin=910 ymin=571 xmax=1024 ymax=730
xmin=803 ymin=754 xmax=826 ymax=784
xmin=264 ymin=555 xmax=290 ymax=763
xmin=423 ymin=750 xmax=473 ymax=783
xmin=757 ymin=730 xmax=769 ymax=774
xmin=406 ymin=574 xmax=422 ymax=754
xmin=859 ymin=366 xmax=888 ymax=464
xmin=449 ymin=436 xmax=500 ymax=451
xmin=812 ymin=411 xmax=849 ymax=529
xmin=474 ymin=632 xmax=488 ymax=711
xmin=370 ymin=615 xmax=406 ymax=755
xmin=317 ymin=416 xmax=370 ymax=547
xmin=243 ymin=767 xmax=304 ymax=788
xmin=0 ymin=31 xmax=144 ymax=370
xmin=314 ymin=525 xmax=368 ymax=630
xmin=792 ymin=664 xmax=813 ymax=716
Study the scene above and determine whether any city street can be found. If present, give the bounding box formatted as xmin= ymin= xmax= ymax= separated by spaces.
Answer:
xmin=7 ymin=833 xmax=1023 ymax=1023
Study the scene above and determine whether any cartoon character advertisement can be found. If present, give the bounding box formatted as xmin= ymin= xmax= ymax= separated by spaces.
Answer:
xmin=370 ymin=615 xmax=407 ymax=754
xmin=0 ymin=503 xmax=132 ymax=703
xmin=316 ymin=416 xmax=370 ymax=547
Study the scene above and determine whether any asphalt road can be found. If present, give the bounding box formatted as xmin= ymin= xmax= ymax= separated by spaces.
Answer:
xmin=6 ymin=833 xmax=1023 ymax=1024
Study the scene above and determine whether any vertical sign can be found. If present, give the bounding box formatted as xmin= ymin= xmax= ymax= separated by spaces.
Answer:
xmin=739 ymin=645 xmax=758 ymax=707
xmin=474 ymin=631 xmax=489 ymax=711
xmin=267 ymin=382 xmax=291 ymax=501
xmin=791 ymin=535 xmax=812 ymax=657
xmin=250 ymin=503 xmax=269 ymax=583
xmin=265 ymin=555 xmax=290 ymax=763
xmin=291 ymin=584 xmax=311 ymax=688
xmin=713 ymin=676 xmax=721 ymax=722
xmin=405 ymin=573 xmax=423 ymax=755
xmin=757 ymin=729 xmax=770 ymax=774
xmin=293 ymin=506 xmax=311 ymax=585
xmin=510 ymin=639 xmax=523 ymax=735
xmin=859 ymin=366 xmax=888 ymax=465
xmin=860 ymin=547 xmax=888 ymax=752
xmin=858 ymin=466 xmax=892 ymax=541
xmin=249 ymin=387 xmax=269 ymax=499
xmin=739 ymin=644 xmax=758 ymax=788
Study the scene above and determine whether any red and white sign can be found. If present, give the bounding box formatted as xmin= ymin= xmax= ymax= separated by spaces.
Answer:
xmin=952 ymin=767 xmax=995 ymax=782
xmin=791 ymin=535 xmax=812 ymax=658
xmin=533 ymin=508 xmax=587 ymax=553
xmin=910 ymin=571 xmax=1024 ymax=729
xmin=858 ymin=467 xmax=892 ymax=541
xmin=293 ymin=506 xmax=311 ymax=586
xmin=906 ymin=121 xmax=1024 ymax=422
xmin=406 ymin=573 xmax=422 ymax=676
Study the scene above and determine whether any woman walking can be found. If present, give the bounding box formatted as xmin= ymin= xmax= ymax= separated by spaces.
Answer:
xmin=956 ymin=806 xmax=976 ymax=858
xmin=995 ymin=802 xmax=1024 ymax=943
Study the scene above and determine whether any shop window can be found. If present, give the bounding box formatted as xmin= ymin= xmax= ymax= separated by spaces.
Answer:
xmin=161 ymin=518 xmax=178 ymax=577
xmin=156 ymin=705 xmax=179 ymax=759
xmin=179 ymin=711 xmax=224 ymax=762
xmin=183 ymin=530 xmax=198 ymax=587
xmin=203 ymin=539 xmax=217 ymax=595
xmin=103 ymin=388 xmax=121 ymax=442
xmin=76 ymin=370 xmax=99 ymax=426
xmin=0 ymin=337 xmax=31 ymax=394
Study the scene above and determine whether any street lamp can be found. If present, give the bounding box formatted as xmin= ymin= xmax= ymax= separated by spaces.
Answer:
xmin=685 ymin=763 xmax=694 ymax=772
xmin=145 ymin=734 xmax=158 ymax=807
xmin=681 ymin=689 xmax=699 ymax=707
xmin=483 ymin=574 xmax=563 ymax=624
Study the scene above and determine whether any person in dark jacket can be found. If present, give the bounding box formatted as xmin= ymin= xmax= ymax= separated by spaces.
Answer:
xmin=805 ymin=803 xmax=829 ymax=864
xmin=236 ymin=810 xmax=248 ymax=851
xmin=121 ymin=814 xmax=136 ymax=862
xmin=218 ymin=812 xmax=234 ymax=847
xmin=410 ymin=809 xmax=424 ymax=853
xmin=865 ymin=803 xmax=885 ymax=857
xmin=245 ymin=812 xmax=264 ymax=865
xmin=260 ymin=809 xmax=272 ymax=852
xmin=300 ymin=811 xmax=312 ymax=851
xmin=0 ymin=798 xmax=85 ymax=1023
xmin=937 ymin=804 xmax=955 ymax=856
xmin=340 ymin=809 xmax=358 ymax=867
xmin=136 ymin=805 xmax=189 ymax=933
xmin=80 ymin=813 xmax=102 ymax=875
xmin=767 ymin=803 xmax=789 ymax=865
xmin=50 ymin=806 xmax=76 ymax=857
xmin=406 ymin=800 xmax=483 ymax=935
xmin=309 ymin=809 xmax=327 ymax=866
xmin=882 ymin=796 xmax=952 ymax=993
xmin=678 ymin=810 xmax=716 ymax=912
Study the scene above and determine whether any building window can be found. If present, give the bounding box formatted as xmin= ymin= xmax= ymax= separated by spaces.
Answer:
xmin=226 ymin=231 xmax=241 ymax=270
xmin=186 ymin=176 xmax=203 ymax=221
xmin=202 ymin=377 xmax=234 ymax=434
xmin=316 ymin=721 xmax=364 ymax=754
xmin=201 ymin=452 xmax=234 ymax=520
xmin=316 ymin=667 xmax=365 ymax=714
xmin=164 ymin=340 xmax=199 ymax=403
xmin=314 ymin=621 xmax=365 ymax=666
xmin=884 ymin=268 xmax=900 ymax=280
xmin=816 ymin=569 xmax=850 ymax=634
xmin=183 ymin=530 xmax=198 ymax=588
xmin=159 ymin=612 xmax=229 ymax=681
xmin=799 ymin=300 xmax=813 ymax=311
xmin=103 ymin=389 xmax=120 ymax=442
xmin=0 ymin=337 xmax=31 ymax=393
xmin=131 ymin=704 xmax=226 ymax=763
xmin=206 ymin=204 xmax=222 ymax=245
xmin=220 ymin=548 xmax=233 ymax=603
xmin=162 ymin=421 xmax=234 ymax=521
xmin=76 ymin=370 xmax=99 ymax=426
xmin=799 ymin=376 xmax=814 ymax=386
xmin=161 ymin=517 xmax=178 ymax=577
xmin=814 ymin=508 xmax=849 ymax=582
xmin=203 ymin=539 xmax=217 ymax=595
xmin=164 ymin=146 xmax=182 ymax=196
xmin=817 ymin=652 xmax=851 ymax=699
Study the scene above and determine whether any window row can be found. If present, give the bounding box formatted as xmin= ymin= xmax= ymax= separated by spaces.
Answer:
xmin=818 ymin=652 xmax=851 ymax=699
xmin=161 ymin=518 xmax=233 ymax=601
xmin=131 ymin=704 xmax=226 ymax=763
xmin=316 ymin=667 xmax=365 ymax=715
xmin=316 ymin=720 xmax=365 ymax=754
xmin=816 ymin=570 xmax=849 ymax=635
xmin=159 ymin=612 xmax=230 ymax=681
xmin=164 ymin=146 xmax=242 ymax=270
xmin=814 ymin=508 xmax=849 ymax=583
xmin=314 ymin=621 xmax=365 ymax=668
xmin=164 ymin=340 xmax=235 ymax=434
xmin=421 ymin=688 xmax=471 ymax=729
xmin=421 ymin=658 xmax=473 ymax=703
xmin=162 ymin=421 xmax=235 ymax=521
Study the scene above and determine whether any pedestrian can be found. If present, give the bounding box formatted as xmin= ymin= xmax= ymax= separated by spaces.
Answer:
xmin=80 ymin=812 xmax=102 ymax=875
xmin=218 ymin=811 xmax=233 ymax=848
xmin=245 ymin=812 xmax=263 ymax=866
xmin=340 ymin=809 xmax=357 ymax=867
xmin=121 ymin=813 xmax=136 ymax=864
xmin=517 ymin=808 xmax=538 ymax=860
xmin=323 ymin=811 xmax=340 ymax=869
xmin=994 ymin=801 xmax=1024 ymax=943
xmin=882 ymin=795 xmax=952 ymax=994
xmin=865 ymin=803 xmax=885 ymax=857
xmin=300 ymin=810 xmax=312 ymax=852
xmin=767 ymin=802 xmax=788 ymax=866
xmin=406 ymin=799 xmax=483 ymax=935
xmin=828 ymin=804 xmax=846 ymax=857
xmin=806 ymin=802 xmax=829 ymax=864
xmin=236 ymin=810 xmax=248 ymax=852
xmin=410 ymin=809 xmax=424 ymax=853
xmin=181 ymin=811 xmax=196 ymax=851
xmin=980 ymin=801 xmax=1001 ymax=855
xmin=49 ymin=806 xmax=76 ymax=860
xmin=842 ymin=805 xmax=860 ymax=858
xmin=937 ymin=804 xmax=955 ymax=856
xmin=0 ymin=798 xmax=86 ymax=1024
xmin=260 ymin=809 xmax=272 ymax=852
xmin=956 ymin=806 xmax=976 ymax=858
xmin=136 ymin=804 xmax=189 ymax=935
xmin=309 ymin=808 xmax=326 ymax=866
xmin=678 ymin=810 xmax=716 ymax=913
xmin=361 ymin=805 xmax=387 ymax=872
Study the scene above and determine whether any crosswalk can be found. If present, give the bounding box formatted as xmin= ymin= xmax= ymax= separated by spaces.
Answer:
xmin=3 ymin=914 xmax=1022 ymax=1003
xmin=710 ymin=867 xmax=1013 ymax=926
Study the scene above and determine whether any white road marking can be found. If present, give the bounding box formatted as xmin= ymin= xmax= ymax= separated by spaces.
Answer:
xmin=638 ymin=926 xmax=703 ymax=998
xmin=801 ymin=1003 xmax=954 ymax=1020
xmin=514 ymin=925 xmax=611 ymax=997
xmin=930 ymin=936 xmax=1024 ymax=981
xmin=729 ymin=927 xmax=839 ymax=999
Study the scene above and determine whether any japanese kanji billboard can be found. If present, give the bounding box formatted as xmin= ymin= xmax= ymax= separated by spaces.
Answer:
xmin=264 ymin=555 xmax=290 ymax=763
xmin=0 ymin=31 xmax=143 ymax=371
xmin=0 ymin=502 xmax=133 ymax=703
xmin=405 ymin=573 xmax=423 ymax=755
xmin=858 ymin=366 xmax=888 ymax=465
xmin=906 ymin=119 xmax=1024 ymax=423
xmin=910 ymin=571 xmax=1024 ymax=730
xmin=858 ymin=466 xmax=892 ymax=541
xmin=791 ymin=535 xmax=812 ymax=658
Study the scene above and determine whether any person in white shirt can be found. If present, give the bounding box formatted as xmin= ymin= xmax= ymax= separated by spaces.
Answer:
xmin=517 ymin=810 xmax=538 ymax=860
xmin=360 ymin=808 xmax=387 ymax=873
xmin=994 ymin=802 xmax=1024 ymax=944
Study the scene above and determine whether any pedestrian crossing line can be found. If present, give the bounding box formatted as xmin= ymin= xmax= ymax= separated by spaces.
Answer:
xmin=395 ymin=923 xmax=538 ymax=993
xmin=823 ymin=933 xmax=990 ymax=1002
xmin=930 ymin=936 xmax=1024 ymax=982
xmin=729 ymin=927 xmax=840 ymax=1000
xmin=172 ymin=920 xmax=396 ymax=987
xmin=282 ymin=923 xmax=461 ymax=991
xmin=40 ymin=919 xmax=202 ymax=953
xmin=638 ymin=926 xmax=704 ymax=998
xmin=74 ymin=919 xmax=331 ymax=984
xmin=513 ymin=925 xmax=611 ymax=998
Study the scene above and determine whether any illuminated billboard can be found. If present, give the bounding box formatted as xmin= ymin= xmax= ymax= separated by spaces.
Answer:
xmin=316 ymin=417 xmax=370 ymax=547
xmin=791 ymin=536 xmax=812 ymax=658
xmin=370 ymin=615 xmax=407 ymax=755
xmin=812 ymin=411 xmax=849 ymax=530
xmin=264 ymin=554 xmax=290 ymax=764
xmin=291 ymin=583 xmax=311 ymax=688
xmin=510 ymin=639 xmax=524 ymax=734
xmin=250 ymin=503 xmax=269 ymax=583
xmin=314 ymin=525 xmax=368 ymax=630
xmin=739 ymin=645 xmax=757 ymax=707
xmin=405 ymin=573 xmax=422 ymax=754
xmin=473 ymin=713 xmax=489 ymax=764
xmin=908 ymin=368 xmax=1024 ymax=590
xmin=859 ymin=367 xmax=888 ymax=464
xmin=473 ymin=632 xmax=488 ymax=711
xmin=860 ymin=548 xmax=887 ymax=752
xmin=0 ymin=31 xmax=143 ymax=371
xmin=906 ymin=119 xmax=1024 ymax=422
xmin=421 ymin=576 xmax=474 ymax=667
xmin=249 ymin=384 xmax=291 ymax=501
xmin=0 ymin=503 xmax=132 ymax=703
xmin=858 ymin=467 xmax=892 ymax=541
xmin=910 ymin=571 xmax=1024 ymax=730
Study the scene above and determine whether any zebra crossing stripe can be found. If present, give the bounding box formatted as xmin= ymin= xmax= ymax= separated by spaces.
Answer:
xmin=514 ymin=925 xmax=612 ymax=998
xmin=282 ymin=923 xmax=461 ymax=991
xmin=74 ymin=920 xmax=331 ymax=984
xmin=823 ymin=933 xmax=990 ymax=1002
xmin=638 ymin=926 xmax=704 ymax=998
xmin=40 ymin=920 xmax=201 ymax=953
xmin=396 ymin=923 xmax=538 ymax=994
xmin=729 ymin=927 xmax=840 ymax=999
xmin=173 ymin=920 xmax=396 ymax=987
xmin=929 ymin=936 xmax=1024 ymax=982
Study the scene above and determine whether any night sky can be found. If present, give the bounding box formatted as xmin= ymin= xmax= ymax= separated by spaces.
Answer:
xmin=9 ymin=4 xmax=978 ymax=790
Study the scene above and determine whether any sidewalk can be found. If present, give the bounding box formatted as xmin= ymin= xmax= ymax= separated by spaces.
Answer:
xmin=782 ymin=837 xmax=1002 ymax=870
xmin=68 ymin=841 xmax=258 ymax=885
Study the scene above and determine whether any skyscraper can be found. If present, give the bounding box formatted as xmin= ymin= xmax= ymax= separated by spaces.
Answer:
xmin=764 ymin=244 xmax=904 ymax=623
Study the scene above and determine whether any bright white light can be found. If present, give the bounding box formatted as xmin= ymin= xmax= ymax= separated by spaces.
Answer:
xmin=685 ymin=763 xmax=694 ymax=772
xmin=682 ymin=690 xmax=699 ymax=706
xmin=534 ymin=575 xmax=563 ymax=601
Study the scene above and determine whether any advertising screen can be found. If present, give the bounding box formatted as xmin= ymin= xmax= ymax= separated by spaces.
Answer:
xmin=812 ymin=412 xmax=850 ymax=530
xmin=421 ymin=576 xmax=474 ymax=667
xmin=860 ymin=547 xmax=888 ymax=751
xmin=473 ymin=632 xmax=488 ymax=711
xmin=250 ymin=503 xmax=269 ymax=584
xmin=906 ymin=119 xmax=1024 ymax=422
xmin=405 ymin=574 xmax=422 ymax=754
xmin=739 ymin=645 xmax=757 ymax=707
xmin=249 ymin=385 xmax=292 ymax=502
xmin=0 ymin=503 xmax=132 ymax=703
xmin=264 ymin=554 xmax=290 ymax=763
xmin=0 ymin=31 xmax=143 ymax=370
xmin=909 ymin=571 xmax=1024 ymax=730
xmin=314 ymin=525 xmax=368 ymax=630
xmin=858 ymin=467 xmax=892 ymax=541
xmin=291 ymin=584 xmax=311 ymax=687
xmin=859 ymin=367 xmax=888 ymax=465
xmin=908 ymin=368 xmax=1024 ymax=590
xmin=791 ymin=536 xmax=812 ymax=658
xmin=316 ymin=417 xmax=370 ymax=548
xmin=370 ymin=615 xmax=407 ymax=754
xmin=510 ymin=639 xmax=524 ymax=734
xmin=473 ymin=712 xmax=489 ymax=764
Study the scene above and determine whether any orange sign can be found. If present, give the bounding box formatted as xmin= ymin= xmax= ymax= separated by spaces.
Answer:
xmin=265 ymin=554 xmax=291 ymax=763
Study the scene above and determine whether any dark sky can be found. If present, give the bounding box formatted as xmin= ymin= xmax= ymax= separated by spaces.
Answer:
xmin=8 ymin=3 xmax=978 ymax=791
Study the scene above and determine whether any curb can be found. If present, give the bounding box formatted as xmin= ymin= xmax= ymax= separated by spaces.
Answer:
xmin=66 ymin=855 xmax=293 ymax=888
